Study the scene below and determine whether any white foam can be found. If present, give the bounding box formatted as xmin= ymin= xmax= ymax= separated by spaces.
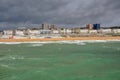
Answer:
xmin=0 ymin=64 xmax=9 ymax=68
xmin=29 ymin=44 xmax=44 ymax=47
xmin=6 ymin=55 xmax=25 ymax=60
xmin=0 ymin=64 xmax=15 ymax=69
xmin=116 ymin=48 xmax=120 ymax=51
xmin=0 ymin=56 xmax=10 ymax=60
xmin=0 ymin=42 xmax=23 ymax=44
xmin=0 ymin=40 xmax=120 ymax=44
xmin=0 ymin=57 xmax=7 ymax=60
xmin=0 ymin=55 xmax=25 ymax=61
xmin=77 ymin=42 xmax=86 ymax=45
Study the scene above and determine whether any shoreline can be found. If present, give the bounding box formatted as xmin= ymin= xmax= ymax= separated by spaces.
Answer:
xmin=0 ymin=37 xmax=120 ymax=42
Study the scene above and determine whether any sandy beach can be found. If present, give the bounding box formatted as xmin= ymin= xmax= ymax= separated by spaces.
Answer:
xmin=0 ymin=37 xmax=120 ymax=42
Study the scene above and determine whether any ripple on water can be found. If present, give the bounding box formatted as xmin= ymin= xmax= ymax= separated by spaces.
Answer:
xmin=29 ymin=44 xmax=44 ymax=47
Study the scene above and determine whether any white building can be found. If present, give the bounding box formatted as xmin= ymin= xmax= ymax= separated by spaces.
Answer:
xmin=29 ymin=30 xmax=40 ymax=35
xmin=112 ymin=29 xmax=120 ymax=33
xmin=40 ymin=30 xmax=51 ymax=34
xmin=88 ymin=30 xmax=97 ymax=34
xmin=3 ymin=30 xmax=13 ymax=35
xmin=60 ymin=28 xmax=66 ymax=34
xmin=80 ymin=29 xmax=88 ymax=34
xmin=60 ymin=28 xmax=72 ymax=34
xmin=0 ymin=31 xmax=3 ymax=37
xmin=15 ymin=30 xmax=24 ymax=36
xmin=66 ymin=29 xmax=72 ymax=34
xmin=117 ymin=29 xmax=120 ymax=33
xmin=1 ymin=30 xmax=13 ymax=39
xmin=101 ymin=29 xmax=112 ymax=33
xmin=52 ymin=30 xmax=59 ymax=34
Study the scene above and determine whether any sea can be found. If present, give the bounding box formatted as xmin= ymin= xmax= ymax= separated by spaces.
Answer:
xmin=0 ymin=40 xmax=120 ymax=80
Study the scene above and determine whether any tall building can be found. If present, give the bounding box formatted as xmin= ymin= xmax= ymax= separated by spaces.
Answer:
xmin=42 ymin=24 xmax=49 ymax=30
xmin=93 ymin=24 xmax=101 ymax=30
xmin=86 ymin=24 xmax=93 ymax=30
xmin=50 ymin=24 xmax=58 ymax=30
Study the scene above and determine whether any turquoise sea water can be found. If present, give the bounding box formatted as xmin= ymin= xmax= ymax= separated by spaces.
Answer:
xmin=0 ymin=41 xmax=120 ymax=80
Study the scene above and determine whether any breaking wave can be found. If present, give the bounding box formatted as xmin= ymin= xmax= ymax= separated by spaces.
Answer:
xmin=29 ymin=43 xmax=44 ymax=47
xmin=0 ymin=55 xmax=25 ymax=61
xmin=0 ymin=40 xmax=120 ymax=45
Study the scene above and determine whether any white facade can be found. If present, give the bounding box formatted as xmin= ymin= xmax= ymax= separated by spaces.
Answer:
xmin=112 ymin=29 xmax=120 ymax=33
xmin=40 ymin=30 xmax=51 ymax=34
xmin=66 ymin=29 xmax=72 ymax=34
xmin=15 ymin=30 xmax=24 ymax=36
xmin=1 ymin=35 xmax=9 ymax=39
xmin=88 ymin=30 xmax=97 ymax=34
xmin=29 ymin=30 xmax=40 ymax=35
xmin=60 ymin=29 xmax=66 ymax=34
xmin=80 ymin=29 xmax=88 ymax=34
xmin=0 ymin=32 xmax=3 ymax=37
xmin=101 ymin=29 xmax=112 ymax=33
xmin=3 ymin=30 xmax=13 ymax=35
xmin=60 ymin=29 xmax=72 ymax=34
xmin=52 ymin=30 xmax=59 ymax=34
xmin=117 ymin=29 xmax=120 ymax=33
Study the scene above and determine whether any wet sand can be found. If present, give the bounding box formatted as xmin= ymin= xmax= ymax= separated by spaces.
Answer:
xmin=0 ymin=37 xmax=120 ymax=42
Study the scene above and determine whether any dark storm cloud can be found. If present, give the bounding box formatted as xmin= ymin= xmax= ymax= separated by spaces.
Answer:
xmin=0 ymin=0 xmax=120 ymax=29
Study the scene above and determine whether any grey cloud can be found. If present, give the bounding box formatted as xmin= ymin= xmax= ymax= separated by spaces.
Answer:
xmin=0 ymin=0 xmax=120 ymax=29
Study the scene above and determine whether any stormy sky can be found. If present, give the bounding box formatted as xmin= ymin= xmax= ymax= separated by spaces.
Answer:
xmin=0 ymin=0 xmax=120 ymax=29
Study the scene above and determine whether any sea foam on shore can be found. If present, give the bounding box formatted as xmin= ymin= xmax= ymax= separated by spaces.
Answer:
xmin=0 ymin=40 xmax=120 ymax=45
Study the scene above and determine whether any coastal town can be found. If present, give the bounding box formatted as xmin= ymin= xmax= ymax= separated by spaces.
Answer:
xmin=0 ymin=23 xmax=120 ymax=39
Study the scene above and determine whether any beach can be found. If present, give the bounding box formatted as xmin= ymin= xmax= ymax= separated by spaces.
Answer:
xmin=0 ymin=37 xmax=120 ymax=42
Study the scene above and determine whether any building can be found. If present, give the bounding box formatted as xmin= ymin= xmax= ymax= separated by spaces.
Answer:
xmin=101 ymin=29 xmax=112 ymax=33
xmin=29 ymin=30 xmax=40 ymax=35
xmin=59 ymin=28 xmax=65 ymax=34
xmin=59 ymin=28 xmax=72 ymax=34
xmin=52 ymin=30 xmax=59 ymax=34
xmin=50 ymin=24 xmax=58 ymax=30
xmin=86 ymin=24 xmax=93 ymax=30
xmin=15 ymin=30 xmax=25 ymax=36
xmin=42 ymin=24 xmax=49 ymax=30
xmin=88 ymin=30 xmax=97 ymax=34
xmin=1 ymin=30 xmax=14 ymax=39
xmin=3 ymin=30 xmax=13 ymax=35
xmin=0 ymin=31 xmax=3 ymax=37
xmin=66 ymin=28 xmax=72 ymax=34
xmin=111 ymin=29 xmax=120 ymax=33
xmin=72 ymin=28 xmax=81 ymax=34
xmin=93 ymin=24 xmax=101 ymax=30
xmin=40 ymin=30 xmax=51 ymax=34
xmin=80 ymin=29 xmax=88 ymax=34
